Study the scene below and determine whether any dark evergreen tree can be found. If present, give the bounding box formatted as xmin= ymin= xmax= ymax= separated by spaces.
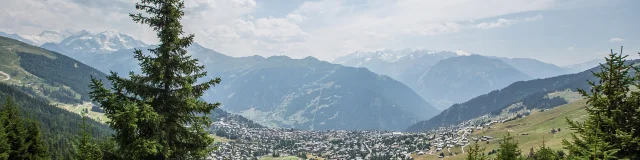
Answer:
xmin=1 ymin=98 xmax=28 ymax=159
xmin=562 ymin=48 xmax=637 ymax=159
xmin=527 ymin=147 xmax=534 ymax=159
xmin=466 ymin=139 xmax=486 ymax=160
xmin=98 ymin=137 xmax=120 ymax=160
xmin=23 ymin=118 xmax=49 ymax=160
xmin=496 ymin=133 xmax=523 ymax=160
xmin=0 ymin=122 xmax=9 ymax=160
xmin=89 ymin=0 xmax=221 ymax=159
xmin=0 ymin=83 xmax=111 ymax=159
xmin=0 ymin=98 xmax=50 ymax=160
xmin=74 ymin=114 xmax=102 ymax=160
xmin=534 ymin=141 xmax=558 ymax=160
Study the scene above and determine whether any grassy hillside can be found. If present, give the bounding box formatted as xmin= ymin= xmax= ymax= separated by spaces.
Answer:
xmin=404 ymin=59 xmax=640 ymax=132
xmin=0 ymin=36 xmax=109 ymax=120
xmin=1 ymin=36 xmax=267 ymax=128
xmin=411 ymin=97 xmax=587 ymax=160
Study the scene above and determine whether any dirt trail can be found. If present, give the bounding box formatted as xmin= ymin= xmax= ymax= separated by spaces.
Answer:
xmin=0 ymin=71 xmax=9 ymax=81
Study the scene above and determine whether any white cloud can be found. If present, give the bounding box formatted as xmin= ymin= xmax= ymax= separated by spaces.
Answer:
xmin=0 ymin=0 xmax=588 ymax=61
xmin=567 ymin=46 xmax=575 ymax=51
xmin=286 ymin=14 xmax=305 ymax=22
xmin=0 ymin=0 xmax=258 ymax=44
xmin=279 ymin=0 xmax=555 ymax=60
xmin=524 ymin=14 xmax=544 ymax=22
xmin=474 ymin=18 xmax=517 ymax=29
xmin=609 ymin=38 xmax=625 ymax=43
xmin=474 ymin=14 xmax=543 ymax=29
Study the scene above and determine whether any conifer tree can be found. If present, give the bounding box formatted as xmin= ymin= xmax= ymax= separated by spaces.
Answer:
xmin=1 ymin=98 xmax=28 ymax=159
xmin=98 ymin=137 xmax=120 ymax=160
xmin=89 ymin=0 xmax=221 ymax=159
xmin=23 ymin=118 xmax=49 ymax=160
xmin=0 ymin=98 xmax=49 ymax=160
xmin=0 ymin=122 xmax=9 ymax=160
xmin=496 ymin=133 xmax=523 ymax=160
xmin=74 ymin=114 xmax=102 ymax=160
xmin=562 ymin=47 xmax=638 ymax=159
xmin=466 ymin=139 xmax=486 ymax=160
xmin=534 ymin=140 xmax=558 ymax=160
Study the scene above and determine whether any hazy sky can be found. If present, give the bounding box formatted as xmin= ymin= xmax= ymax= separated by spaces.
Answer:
xmin=0 ymin=0 xmax=638 ymax=65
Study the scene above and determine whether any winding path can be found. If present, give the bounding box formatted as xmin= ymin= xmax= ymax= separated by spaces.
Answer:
xmin=0 ymin=71 xmax=9 ymax=81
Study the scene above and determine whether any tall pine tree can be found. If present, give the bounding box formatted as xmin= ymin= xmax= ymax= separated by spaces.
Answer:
xmin=1 ymin=98 xmax=28 ymax=159
xmin=23 ymin=118 xmax=49 ymax=160
xmin=89 ymin=0 xmax=221 ymax=159
xmin=496 ymin=133 xmax=523 ymax=160
xmin=563 ymin=47 xmax=638 ymax=159
xmin=0 ymin=121 xmax=9 ymax=160
xmin=74 ymin=114 xmax=102 ymax=160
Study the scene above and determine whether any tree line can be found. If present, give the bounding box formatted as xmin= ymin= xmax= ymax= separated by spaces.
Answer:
xmin=0 ymin=82 xmax=111 ymax=160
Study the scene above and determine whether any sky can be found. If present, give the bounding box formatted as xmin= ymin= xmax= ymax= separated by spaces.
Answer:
xmin=0 ymin=0 xmax=638 ymax=66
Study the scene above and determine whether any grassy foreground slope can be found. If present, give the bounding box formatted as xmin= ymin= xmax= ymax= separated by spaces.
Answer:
xmin=412 ymin=97 xmax=588 ymax=160
xmin=472 ymin=99 xmax=587 ymax=152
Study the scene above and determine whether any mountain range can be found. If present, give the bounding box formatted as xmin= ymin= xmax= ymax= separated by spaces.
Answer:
xmin=415 ymin=55 xmax=532 ymax=109
xmin=1 ymin=32 xmax=440 ymax=131
xmin=404 ymin=58 xmax=635 ymax=132
xmin=0 ymin=30 xmax=606 ymax=132
xmin=83 ymin=43 xmax=440 ymax=130
xmin=0 ymin=30 xmax=73 ymax=46
xmin=0 ymin=35 xmax=263 ymax=129
xmin=334 ymin=50 xmax=573 ymax=109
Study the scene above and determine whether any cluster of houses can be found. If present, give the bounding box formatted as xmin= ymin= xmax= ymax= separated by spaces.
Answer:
xmin=209 ymin=118 xmax=444 ymax=160
xmin=207 ymin=110 xmax=549 ymax=160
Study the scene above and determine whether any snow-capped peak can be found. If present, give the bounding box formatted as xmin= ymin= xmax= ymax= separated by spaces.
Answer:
xmin=58 ymin=30 xmax=148 ymax=54
xmin=455 ymin=49 xmax=471 ymax=56
xmin=335 ymin=48 xmax=441 ymax=64
xmin=14 ymin=29 xmax=73 ymax=46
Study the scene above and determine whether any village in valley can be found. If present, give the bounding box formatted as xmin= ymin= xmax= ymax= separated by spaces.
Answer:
xmin=208 ymin=109 xmax=547 ymax=160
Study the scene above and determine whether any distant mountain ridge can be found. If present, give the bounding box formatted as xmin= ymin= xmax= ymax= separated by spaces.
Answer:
xmin=184 ymin=45 xmax=441 ymax=130
xmin=334 ymin=50 xmax=568 ymax=110
xmin=41 ymin=30 xmax=149 ymax=61
xmin=199 ymin=54 xmax=438 ymax=130
xmin=0 ymin=30 xmax=72 ymax=46
xmin=333 ymin=49 xmax=457 ymax=79
xmin=0 ymin=35 xmax=263 ymax=130
xmin=415 ymin=55 xmax=532 ymax=109
xmin=22 ymin=31 xmax=439 ymax=131
xmin=405 ymin=59 xmax=637 ymax=132
xmin=563 ymin=59 xmax=605 ymax=73
xmin=492 ymin=57 xmax=568 ymax=79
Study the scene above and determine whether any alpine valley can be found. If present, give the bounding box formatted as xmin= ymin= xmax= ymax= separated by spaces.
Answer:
xmin=0 ymin=30 xmax=585 ymax=131
xmin=1 ymin=30 xmax=439 ymax=131
xmin=0 ymin=29 xmax=624 ymax=160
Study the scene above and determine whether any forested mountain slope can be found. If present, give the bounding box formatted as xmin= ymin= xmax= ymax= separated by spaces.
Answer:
xmin=0 ymin=82 xmax=111 ymax=159
xmin=77 ymin=43 xmax=439 ymax=131
xmin=1 ymin=36 xmax=264 ymax=129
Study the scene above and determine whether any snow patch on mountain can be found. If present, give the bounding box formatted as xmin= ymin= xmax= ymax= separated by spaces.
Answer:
xmin=334 ymin=48 xmax=440 ymax=64
xmin=58 ymin=30 xmax=148 ymax=54
xmin=21 ymin=30 xmax=73 ymax=46
xmin=455 ymin=49 xmax=471 ymax=56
